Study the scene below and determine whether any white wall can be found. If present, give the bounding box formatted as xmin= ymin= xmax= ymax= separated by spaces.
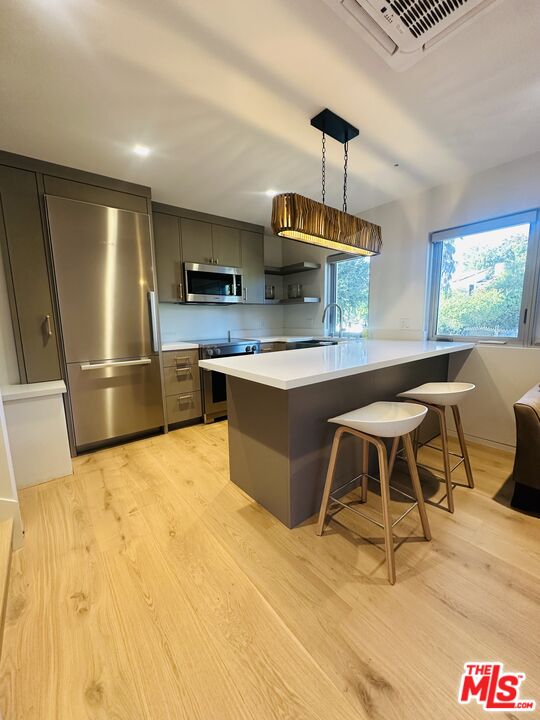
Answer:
xmin=0 ymin=390 xmax=23 ymax=548
xmin=362 ymin=150 xmax=540 ymax=448
xmin=281 ymin=238 xmax=331 ymax=335
xmin=159 ymin=303 xmax=284 ymax=342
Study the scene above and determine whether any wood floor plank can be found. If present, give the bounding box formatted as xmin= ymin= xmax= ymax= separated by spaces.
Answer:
xmin=0 ymin=422 xmax=538 ymax=720
xmin=140 ymin=434 xmax=539 ymax=720
xmin=139 ymin=500 xmax=362 ymax=720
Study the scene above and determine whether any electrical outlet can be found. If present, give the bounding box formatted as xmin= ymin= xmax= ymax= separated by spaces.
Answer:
xmin=399 ymin=317 xmax=410 ymax=330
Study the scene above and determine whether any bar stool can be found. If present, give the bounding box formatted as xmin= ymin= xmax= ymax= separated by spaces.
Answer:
xmin=317 ymin=401 xmax=431 ymax=585
xmin=395 ymin=382 xmax=475 ymax=514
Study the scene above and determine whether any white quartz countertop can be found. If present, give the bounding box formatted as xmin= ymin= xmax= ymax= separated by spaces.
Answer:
xmin=162 ymin=341 xmax=199 ymax=351
xmin=199 ymin=339 xmax=474 ymax=390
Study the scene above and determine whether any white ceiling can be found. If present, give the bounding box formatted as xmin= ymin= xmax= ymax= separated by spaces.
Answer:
xmin=1 ymin=0 xmax=540 ymax=228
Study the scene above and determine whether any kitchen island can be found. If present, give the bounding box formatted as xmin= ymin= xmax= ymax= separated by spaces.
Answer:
xmin=199 ymin=340 xmax=473 ymax=527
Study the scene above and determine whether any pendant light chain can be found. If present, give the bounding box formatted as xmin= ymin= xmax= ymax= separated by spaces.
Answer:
xmin=343 ymin=141 xmax=349 ymax=213
xmin=321 ymin=132 xmax=326 ymax=205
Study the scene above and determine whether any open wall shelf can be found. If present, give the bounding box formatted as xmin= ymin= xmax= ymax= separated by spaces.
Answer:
xmin=264 ymin=297 xmax=320 ymax=305
xmin=264 ymin=262 xmax=321 ymax=276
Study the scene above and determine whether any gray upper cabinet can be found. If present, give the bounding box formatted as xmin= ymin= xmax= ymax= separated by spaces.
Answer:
xmin=212 ymin=224 xmax=241 ymax=267
xmin=0 ymin=165 xmax=61 ymax=382
xmin=153 ymin=212 xmax=183 ymax=302
xmin=181 ymin=219 xmax=241 ymax=267
xmin=180 ymin=218 xmax=213 ymax=264
xmin=152 ymin=202 xmax=264 ymax=303
xmin=241 ymin=231 xmax=265 ymax=304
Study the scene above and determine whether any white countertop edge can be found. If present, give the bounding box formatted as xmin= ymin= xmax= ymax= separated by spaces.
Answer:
xmin=162 ymin=341 xmax=199 ymax=351
xmin=198 ymin=342 xmax=475 ymax=390
xmin=1 ymin=380 xmax=67 ymax=402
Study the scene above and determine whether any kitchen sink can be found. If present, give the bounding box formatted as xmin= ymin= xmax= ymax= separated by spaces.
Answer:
xmin=285 ymin=340 xmax=339 ymax=350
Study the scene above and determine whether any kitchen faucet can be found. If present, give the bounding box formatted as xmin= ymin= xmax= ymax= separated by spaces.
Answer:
xmin=322 ymin=303 xmax=343 ymax=338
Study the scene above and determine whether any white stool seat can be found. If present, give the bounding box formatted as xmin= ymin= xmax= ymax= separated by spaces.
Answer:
xmin=329 ymin=401 xmax=428 ymax=438
xmin=398 ymin=382 xmax=475 ymax=407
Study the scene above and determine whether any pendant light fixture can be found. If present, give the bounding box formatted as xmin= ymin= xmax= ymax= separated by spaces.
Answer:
xmin=271 ymin=109 xmax=382 ymax=256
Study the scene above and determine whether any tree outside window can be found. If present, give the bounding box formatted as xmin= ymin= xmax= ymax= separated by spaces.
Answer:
xmin=329 ymin=256 xmax=371 ymax=336
xmin=434 ymin=222 xmax=530 ymax=339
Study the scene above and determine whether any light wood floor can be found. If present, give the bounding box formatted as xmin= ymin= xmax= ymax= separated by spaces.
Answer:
xmin=0 ymin=422 xmax=538 ymax=719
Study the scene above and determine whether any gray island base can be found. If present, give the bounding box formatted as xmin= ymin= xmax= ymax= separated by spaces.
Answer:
xmin=227 ymin=354 xmax=453 ymax=528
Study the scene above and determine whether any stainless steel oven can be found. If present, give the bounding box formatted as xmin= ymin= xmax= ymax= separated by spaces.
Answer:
xmin=199 ymin=340 xmax=260 ymax=422
xmin=184 ymin=262 xmax=244 ymax=303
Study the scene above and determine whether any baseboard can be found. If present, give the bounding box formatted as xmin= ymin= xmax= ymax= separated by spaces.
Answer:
xmin=447 ymin=429 xmax=515 ymax=453
xmin=0 ymin=498 xmax=23 ymax=549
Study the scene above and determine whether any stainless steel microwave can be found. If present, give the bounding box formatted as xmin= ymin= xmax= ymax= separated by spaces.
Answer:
xmin=184 ymin=262 xmax=244 ymax=303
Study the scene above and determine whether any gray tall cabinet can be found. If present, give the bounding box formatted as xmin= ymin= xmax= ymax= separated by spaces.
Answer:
xmin=0 ymin=164 xmax=60 ymax=382
xmin=152 ymin=203 xmax=265 ymax=304
xmin=0 ymin=150 xmax=152 ymax=390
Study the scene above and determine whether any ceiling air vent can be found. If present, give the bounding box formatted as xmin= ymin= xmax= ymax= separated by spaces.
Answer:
xmin=323 ymin=0 xmax=500 ymax=70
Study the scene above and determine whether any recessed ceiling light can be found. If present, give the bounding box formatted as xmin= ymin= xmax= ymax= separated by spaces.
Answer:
xmin=133 ymin=144 xmax=150 ymax=157
xmin=393 ymin=162 xmax=400 ymax=167
xmin=265 ymin=189 xmax=278 ymax=197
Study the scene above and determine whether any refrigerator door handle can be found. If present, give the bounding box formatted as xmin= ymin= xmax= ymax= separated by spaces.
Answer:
xmin=80 ymin=358 xmax=152 ymax=371
xmin=148 ymin=290 xmax=159 ymax=352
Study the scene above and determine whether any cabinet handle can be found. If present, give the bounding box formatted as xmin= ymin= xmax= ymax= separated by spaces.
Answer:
xmin=174 ymin=356 xmax=190 ymax=366
xmin=177 ymin=283 xmax=183 ymax=300
xmin=175 ymin=367 xmax=191 ymax=376
xmin=43 ymin=314 xmax=53 ymax=338
xmin=243 ymin=288 xmax=247 ymax=302
xmin=177 ymin=394 xmax=192 ymax=404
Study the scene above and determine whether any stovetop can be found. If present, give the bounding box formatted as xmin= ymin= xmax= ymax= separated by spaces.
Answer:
xmin=196 ymin=338 xmax=255 ymax=347
xmin=197 ymin=338 xmax=260 ymax=359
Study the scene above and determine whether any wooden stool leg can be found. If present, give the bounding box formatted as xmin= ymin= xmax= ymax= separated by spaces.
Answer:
xmin=434 ymin=405 xmax=454 ymax=513
xmin=452 ymin=405 xmax=474 ymax=489
xmin=403 ymin=433 xmax=431 ymax=540
xmin=413 ymin=425 xmax=420 ymax=460
xmin=387 ymin=436 xmax=400 ymax=481
xmin=316 ymin=427 xmax=344 ymax=536
xmin=361 ymin=439 xmax=369 ymax=502
xmin=375 ymin=439 xmax=396 ymax=585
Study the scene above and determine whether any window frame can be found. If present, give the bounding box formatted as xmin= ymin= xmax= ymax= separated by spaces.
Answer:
xmin=427 ymin=209 xmax=540 ymax=346
xmin=326 ymin=252 xmax=371 ymax=337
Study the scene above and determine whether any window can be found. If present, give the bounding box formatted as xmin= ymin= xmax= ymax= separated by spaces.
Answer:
xmin=428 ymin=211 xmax=540 ymax=345
xmin=327 ymin=253 xmax=371 ymax=336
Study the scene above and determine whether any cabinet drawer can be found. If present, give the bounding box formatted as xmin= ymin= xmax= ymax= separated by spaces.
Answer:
xmin=162 ymin=349 xmax=199 ymax=367
xmin=166 ymin=391 xmax=202 ymax=424
xmin=163 ymin=364 xmax=200 ymax=394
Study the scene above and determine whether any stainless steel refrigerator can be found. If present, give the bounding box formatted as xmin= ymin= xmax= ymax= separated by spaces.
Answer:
xmin=46 ymin=195 xmax=164 ymax=450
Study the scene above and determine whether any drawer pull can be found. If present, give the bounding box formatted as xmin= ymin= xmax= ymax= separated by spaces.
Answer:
xmin=174 ymin=356 xmax=190 ymax=366
xmin=177 ymin=394 xmax=193 ymax=404
xmin=175 ymin=367 xmax=192 ymax=376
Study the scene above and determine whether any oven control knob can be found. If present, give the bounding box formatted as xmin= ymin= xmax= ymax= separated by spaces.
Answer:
xmin=215 ymin=347 xmax=222 ymax=356
xmin=245 ymin=345 xmax=251 ymax=353
xmin=207 ymin=348 xmax=214 ymax=357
